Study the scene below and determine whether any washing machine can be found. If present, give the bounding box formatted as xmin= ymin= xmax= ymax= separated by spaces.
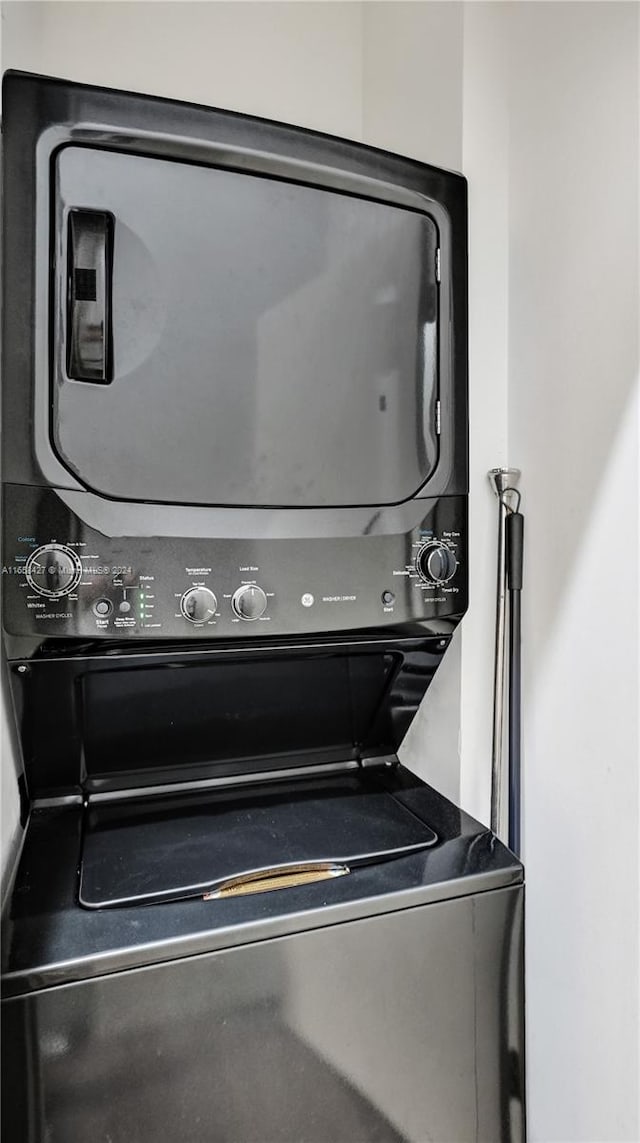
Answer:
xmin=1 ymin=71 xmax=525 ymax=1142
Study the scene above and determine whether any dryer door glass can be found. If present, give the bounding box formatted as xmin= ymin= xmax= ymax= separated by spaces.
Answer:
xmin=52 ymin=147 xmax=439 ymax=508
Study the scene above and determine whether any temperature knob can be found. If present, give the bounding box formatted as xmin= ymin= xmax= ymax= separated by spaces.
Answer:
xmin=25 ymin=544 xmax=82 ymax=598
xmin=416 ymin=542 xmax=457 ymax=585
xmin=232 ymin=584 xmax=267 ymax=621
xmin=180 ymin=587 xmax=217 ymax=624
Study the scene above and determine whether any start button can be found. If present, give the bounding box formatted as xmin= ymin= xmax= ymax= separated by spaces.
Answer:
xmin=93 ymin=599 xmax=113 ymax=618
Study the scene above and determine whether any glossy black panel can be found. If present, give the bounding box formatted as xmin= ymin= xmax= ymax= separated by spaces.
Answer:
xmin=81 ymin=653 xmax=392 ymax=778
xmin=1 ymin=774 xmax=522 ymax=996
xmin=2 ymin=880 xmax=524 ymax=1143
xmin=3 ymin=484 xmax=467 ymax=654
xmin=7 ymin=637 xmax=448 ymax=797
xmin=1 ymin=885 xmax=524 ymax=1143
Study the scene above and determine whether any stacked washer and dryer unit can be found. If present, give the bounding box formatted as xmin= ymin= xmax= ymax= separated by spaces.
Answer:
xmin=1 ymin=73 xmax=525 ymax=1143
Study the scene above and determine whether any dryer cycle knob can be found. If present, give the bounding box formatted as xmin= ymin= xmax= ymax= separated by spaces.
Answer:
xmin=180 ymin=587 xmax=217 ymax=624
xmin=25 ymin=544 xmax=82 ymax=597
xmin=416 ymin=542 xmax=457 ymax=585
xmin=232 ymin=584 xmax=268 ymax=621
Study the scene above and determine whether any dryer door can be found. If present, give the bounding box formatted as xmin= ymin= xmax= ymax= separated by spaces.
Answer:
xmin=52 ymin=146 xmax=439 ymax=508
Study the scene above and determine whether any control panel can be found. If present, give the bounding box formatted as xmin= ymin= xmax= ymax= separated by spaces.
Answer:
xmin=2 ymin=485 xmax=467 ymax=650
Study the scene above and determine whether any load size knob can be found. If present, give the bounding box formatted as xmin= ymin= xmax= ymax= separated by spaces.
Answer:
xmin=232 ymin=584 xmax=268 ymax=621
xmin=25 ymin=544 xmax=82 ymax=598
xmin=416 ymin=542 xmax=457 ymax=585
xmin=180 ymin=587 xmax=217 ymax=624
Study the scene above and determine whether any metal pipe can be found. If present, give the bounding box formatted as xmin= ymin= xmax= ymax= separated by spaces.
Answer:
xmin=508 ymin=587 xmax=522 ymax=855
xmin=488 ymin=467 xmax=520 ymax=840
xmin=507 ymin=508 xmax=524 ymax=857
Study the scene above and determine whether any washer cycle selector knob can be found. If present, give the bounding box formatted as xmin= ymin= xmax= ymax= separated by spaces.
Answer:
xmin=416 ymin=542 xmax=457 ymax=585
xmin=232 ymin=585 xmax=268 ymax=621
xmin=180 ymin=587 xmax=217 ymax=624
xmin=25 ymin=544 xmax=82 ymax=598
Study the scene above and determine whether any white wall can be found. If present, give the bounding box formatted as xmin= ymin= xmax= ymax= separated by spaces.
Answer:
xmin=2 ymin=1 xmax=364 ymax=137
xmin=505 ymin=4 xmax=639 ymax=1139
xmin=363 ymin=1 xmax=463 ymax=170
xmin=460 ymin=6 xmax=640 ymax=1138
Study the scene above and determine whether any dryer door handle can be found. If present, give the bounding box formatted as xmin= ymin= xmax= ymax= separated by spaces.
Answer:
xmin=67 ymin=209 xmax=113 ymax=383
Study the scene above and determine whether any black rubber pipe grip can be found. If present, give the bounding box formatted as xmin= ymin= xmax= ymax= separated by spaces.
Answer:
xmin=506 ymin=512 xmax=524 ymax=591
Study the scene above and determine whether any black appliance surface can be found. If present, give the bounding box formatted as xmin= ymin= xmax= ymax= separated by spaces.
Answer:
xmin=80 ymin=775 xmax=439 ymax=908
xmin=1 ymin=71 xmax=525 ymax=1143
xmin=2 ymin=777 xmax=525 ymax=1143
xmin=6 ymin=636 xmax=450 ymax=799
xmin=1 ymin=71 xmax=468 ymax=658
xmin=2 ymin=71 xmax=467 ymax=508
xmin=2 ymin=774 xmax=520 ymax=995
xmin=2 ymin=484 xmax=467 ymax=656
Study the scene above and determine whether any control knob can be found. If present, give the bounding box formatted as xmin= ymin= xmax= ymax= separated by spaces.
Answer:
xmin=416 ymin=542 xmax=457 ymax=585
xmin=180 ymin=587 xmax=217 ymax=624
xmin=25 ymin=544 xmax=82 ymax=598
xmin=232 ymin=584 xmax=268 ymax=621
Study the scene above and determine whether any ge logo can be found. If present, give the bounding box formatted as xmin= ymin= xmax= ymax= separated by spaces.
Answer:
xmin=301 ymin=593 xmax=314 ymax=608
